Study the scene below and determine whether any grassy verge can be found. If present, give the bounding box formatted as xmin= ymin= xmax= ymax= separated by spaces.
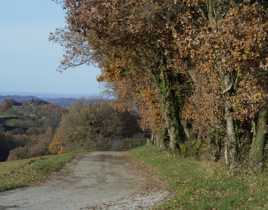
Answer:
xmin=0 ymin=153 xmax=76 ymax=192
xmin=130 ymin=145 xmax=268 ymax=210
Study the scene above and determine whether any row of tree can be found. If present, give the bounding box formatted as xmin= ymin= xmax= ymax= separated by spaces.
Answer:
xmin=52 ymin=0 xmax=268 ymax=172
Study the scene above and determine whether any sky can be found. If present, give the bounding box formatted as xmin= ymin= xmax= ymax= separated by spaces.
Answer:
xmin=0 ymin=0 xmax=102 ymax=97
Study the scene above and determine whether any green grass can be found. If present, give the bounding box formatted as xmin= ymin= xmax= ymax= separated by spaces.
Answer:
xmin=0 ymin=153 xmax=76 ymax=192
xmin=130 ymin=146 xmax=268 ymax=210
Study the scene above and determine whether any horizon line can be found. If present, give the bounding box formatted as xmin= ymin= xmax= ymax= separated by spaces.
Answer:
xmin=0 ymin=91 xmax=103 ymax=99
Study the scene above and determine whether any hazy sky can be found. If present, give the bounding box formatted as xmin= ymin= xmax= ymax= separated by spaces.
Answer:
xmin=0 ymin=0 xmax=102 ymax=97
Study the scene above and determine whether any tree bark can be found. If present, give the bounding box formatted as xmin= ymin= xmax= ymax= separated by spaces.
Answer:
xmin=207 ymin=0 xmax=215 ymax=22
xmin=159 ymin=67 xmax=184 ymax=151
xmin=149 ymin=134 xmax=155 ymax=145
xmin=224 ymin=103 xmax=238 ymax=171
xmin=222 ymin=74 xmax=239 ymax=172
xmin=249 ymin=108 xmax=268 ymax=171
xmin=207 ymin=0 xmax=239 ymax=172
xmin=152 ymin=62 xmax=185 ymax=152
xmin=155 ymin=127 xmax=167 ymax=149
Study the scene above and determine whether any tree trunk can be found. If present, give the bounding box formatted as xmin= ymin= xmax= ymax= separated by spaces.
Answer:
xmin=156 ymin=135 xmax=165 ymax=149
xmin=160 ymin=68 xmax=184 ymax=151
xmin=207 ymin=0 xmax=215 ymax=22
xmin=155 ymin=127 xmax=167 ymax=149
xmin=225 ymin=104 xmax=238 ymax=172
xmin=152 ymin=63 xmax=185 ymax=152
xmin=222 ymin=74 xmax=239 ymax=172
xmin=148 ymin=134 xmax=155 ymax=145
xmin=249 ymin=108 xmax=268 ymax=171
xmin=207 ymin=0 xmax=239 ymax=171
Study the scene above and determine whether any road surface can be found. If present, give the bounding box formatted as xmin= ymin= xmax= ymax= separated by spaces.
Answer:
xmin=0 ymin=152 xmax=168 ymax=210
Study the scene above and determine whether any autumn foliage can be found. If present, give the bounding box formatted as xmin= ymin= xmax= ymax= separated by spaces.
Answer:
xmin=52 ymin=0 xmax=268 ymax=172
xmin=49 ymin=101 xmax=143 ymax=154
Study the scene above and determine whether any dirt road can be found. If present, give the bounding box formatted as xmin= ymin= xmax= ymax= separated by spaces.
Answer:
xmin=0 ymin=152 xmax=168 ymax=210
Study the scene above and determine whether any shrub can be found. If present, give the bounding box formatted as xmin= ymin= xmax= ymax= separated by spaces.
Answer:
xmin=49 ymin=101 xmax=143 ymax=153
xmin=7 ymin=127 xmax=54 ymax=160
xmin=0 ymin=133 xmax=26 ymax=161
xmin=8 ymin=146 xmax=30 ymax=160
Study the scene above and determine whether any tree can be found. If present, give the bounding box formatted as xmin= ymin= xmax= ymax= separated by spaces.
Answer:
xmin=181 ymin=1 xmax=268 ymax=171
xmin=49 ymin=101 xmax=142 ymax=153
xmin=52 ymin=0 xmax=268 ymax=171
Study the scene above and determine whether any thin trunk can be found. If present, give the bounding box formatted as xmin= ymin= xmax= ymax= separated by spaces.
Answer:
xmin=224 ymin=141 xmax=229 ymax=166
xmin=225 ymin=104 xmax=238 ymax=171
xmin=223 ymin=74 xmax=239 ymax=171
xmin=249 ymin=108 xmax=268 ymax=171
xmin=148 ymin=134 xmax=155 ymax=145
xmin=207 ymin=0 xmax=215 ymax=22
xmin=207 ymin=0 xmax=239 ymax=171
xmin=208 ymin=128 xmax=223 ymax=161
xmin=181 ymin=120 xmax=191 ymax=140
xmin=156 ymin=135 xmax=165 ymax=149
xmin=155 ymin=127 xmax=167 ymax=149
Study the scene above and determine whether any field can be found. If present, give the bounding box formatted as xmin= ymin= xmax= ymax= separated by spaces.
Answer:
xmin=0 ymin=153 xmax=76 ymax=192
xmin=130 ymin=146 xmax=268 ymax=210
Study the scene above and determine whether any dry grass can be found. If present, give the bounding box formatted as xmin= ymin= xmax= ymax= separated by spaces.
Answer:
xmin=0 ymin=153 xmax=76 ymax=192
xmin=130 ymin=145 xmax=268 ymax=210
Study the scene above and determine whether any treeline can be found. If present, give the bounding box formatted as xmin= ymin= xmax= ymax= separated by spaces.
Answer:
xmin=49 ymin=101 xmax=144 ymax=153
xmin=0 ymin=99 xmax=144 ymax=161
xmin=0 ymin=99 xmax=64 ymax=160
xmin=51 ymin=0 xmax=268 ymax=173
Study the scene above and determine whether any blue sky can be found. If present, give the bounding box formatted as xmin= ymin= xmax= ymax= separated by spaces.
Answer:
xmin=0 ymin=0 xmax=102 ymax=97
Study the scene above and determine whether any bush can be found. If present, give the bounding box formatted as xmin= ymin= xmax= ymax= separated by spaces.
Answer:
xmin=7 ymin=127 xmax=54 ymax=160
xmin=29 ymin=128 xmax=53 ymax=157
xmin=49 ymin=101 xmax=143 ymax=153
xmin=0 ymin=133 xmax=26 ymax=161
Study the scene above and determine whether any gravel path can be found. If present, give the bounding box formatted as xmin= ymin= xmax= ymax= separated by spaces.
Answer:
xmin=0 ymin=152 xmax=169 ymax=210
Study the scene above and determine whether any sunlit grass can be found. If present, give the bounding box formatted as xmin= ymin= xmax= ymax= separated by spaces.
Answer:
xmin=130 ymin=145 xmax=268 ymax=210
xmin=0 ymin=153 xmax=76 ymax=192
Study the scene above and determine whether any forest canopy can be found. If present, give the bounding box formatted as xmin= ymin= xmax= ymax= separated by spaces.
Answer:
xmin=51 ymin=0 xmax=268 ymax=173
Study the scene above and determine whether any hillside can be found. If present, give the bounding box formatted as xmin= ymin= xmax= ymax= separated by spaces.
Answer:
xmin=0 ymin=99 xmax=64 ymax=134
xmin=0 ymin=95 xmax=106 ymax=108
xmin=0 ymin=99 xmax=65 ymax=161
xmin=0 ymin=95 xmax=77 ymax=108
xmin=44 ymin=96 xmax=106 ymax=108
xmin=0 ymin=95 xmax=40 ymax=103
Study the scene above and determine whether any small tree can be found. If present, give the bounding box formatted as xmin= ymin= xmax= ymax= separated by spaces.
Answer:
xmin=49 ymin=101 xmax=142 ymax=153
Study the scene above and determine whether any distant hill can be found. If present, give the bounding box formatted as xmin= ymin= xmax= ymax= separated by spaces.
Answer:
xmin=44 ymin=97 xmax=106 ymax=107
xmin=0 ymin=98 xmax=66 ymax=161
xmin=0 ymin=95 xmax=110 ymax=161
xmin=0 ymin=98 xmax=65 ymax=135
xmin=0 ymin=95 xmax=106 ymax=108
xmin=0 ymin=95 xmax=40 ymax=103
xmin=44 ymin=97 xmax=78 ymax=107
xmin=0 ymin=95 xmax=76 ymax=107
